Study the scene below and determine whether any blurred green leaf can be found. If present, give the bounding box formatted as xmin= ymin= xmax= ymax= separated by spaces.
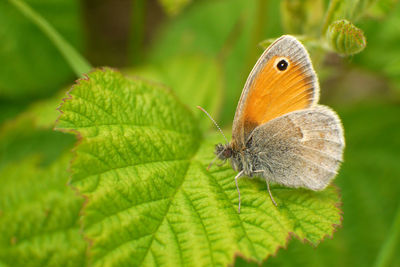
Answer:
xmin=365 ymin=0 xmax=399 ymax=19
xmin=128 ymin=54 xmax=224 ymax=130
xmin=374 ymin=203 xmax=400 ymax=267
xmin=158 ymin=0 xmax=191 ymax=16
xmin=0 ymin=89 xmax=85 ymax=266
xmin=323 ymin=0 xmax=378 ymax=33
xmin=20 ymin=88 xmax=69 ymax=128
xmin=0 ymin=89 xmax=74 ymax=169
xmin=281 ymin=0 xmax=324 ymax=36
xmin=149 ymin=0 xmax=246 ymax=62
xmin=0 ymin=155 xmax=86 ymax=267
xmin=326 ymin=19 xmax=366 ymax=56
xmin=353 ymin=1 xmax=400 ymax=91
xmin=0 ymin=0 xmax=83 ymax=100
xmin=8 ymin=0 xmax=91 ymax=77
xmin=0 ymin=101 xmax=26 ymax=125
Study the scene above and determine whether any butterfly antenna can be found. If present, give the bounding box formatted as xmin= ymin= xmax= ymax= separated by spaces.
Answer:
xmin=196 ymin=106 xmax=228 ymax=143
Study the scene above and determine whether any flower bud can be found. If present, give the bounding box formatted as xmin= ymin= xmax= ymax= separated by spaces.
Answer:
xmin=326 ymin=19 xmax=367 ymax=56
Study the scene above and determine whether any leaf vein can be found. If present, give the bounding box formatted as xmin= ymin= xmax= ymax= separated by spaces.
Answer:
xmin=197 ymin=163 xmax=258 ymax=255
xmin=182 ymin=189 xmax=216 ymax=266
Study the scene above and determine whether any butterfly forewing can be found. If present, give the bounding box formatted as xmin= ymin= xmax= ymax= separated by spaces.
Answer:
xmin=232 ymin=35 xmax=319 ymax=149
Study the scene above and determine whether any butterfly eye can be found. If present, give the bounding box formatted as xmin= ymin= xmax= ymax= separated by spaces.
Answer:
xmin=276 ymin=59 xmax=288 ymax=71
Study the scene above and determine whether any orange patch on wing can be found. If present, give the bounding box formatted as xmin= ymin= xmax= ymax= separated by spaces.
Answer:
xmin=242 ymin=56 xmax=314 ymax=134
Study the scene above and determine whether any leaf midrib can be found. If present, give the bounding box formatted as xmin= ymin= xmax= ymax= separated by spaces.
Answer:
xmin=60 ymin=117 xmax=195 ymax=138
xmin=73 ymin=152 xmax=188 ymax=185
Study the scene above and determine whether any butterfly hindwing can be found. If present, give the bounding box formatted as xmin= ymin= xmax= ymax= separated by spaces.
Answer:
xmin=248 ymin=105 xmax=344 ymax=190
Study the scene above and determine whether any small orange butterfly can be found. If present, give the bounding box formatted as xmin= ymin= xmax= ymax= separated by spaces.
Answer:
xmin=201 ymin=35 xmax=345 ymax=213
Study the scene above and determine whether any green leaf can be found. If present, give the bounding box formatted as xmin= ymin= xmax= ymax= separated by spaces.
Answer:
xmin=374 ymin=204 xmax=400 ymax=267
xmin=0 ymin=155 xmax=86 ymax=267
xmin=158 ymin=0 xmax=191 ymax=16
xmin=0 ymin=0 xmax=83 ymax=100
xmin=149 ymin=0 xmax=246 ymax=69
xmin=352 ymin=2 xmax=400 ymax=91
xmin=365 ymin=0 xmax=399 ymax=19
xmin=8 ymin=0 xmax=92 ymax=77
xmin=0 ymin=89 xmax=75 ymax=169
xmin=322 ymin=0 xmax=377 ymax=33
xmin=0 ymin=93 xmax=86 ymax=266
xmin=280 ymin=0 xmax=324 ymax=36
xmin=56 ymin=69 xmax=341 ymax=266
xmin=0 ymin=100 xmax=26 ymax=125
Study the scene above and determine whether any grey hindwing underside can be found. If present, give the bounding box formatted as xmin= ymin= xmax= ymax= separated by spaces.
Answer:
xmin=247 ymin=105 xmax=345 ymax=190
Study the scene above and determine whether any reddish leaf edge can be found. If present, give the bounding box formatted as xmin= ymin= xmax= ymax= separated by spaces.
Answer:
xmin=232 ymin=183 xmax=343 ymax=265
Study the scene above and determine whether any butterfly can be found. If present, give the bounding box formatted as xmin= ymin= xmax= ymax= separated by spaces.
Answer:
xmin=206 ymin=35 xmax=345 ymax=213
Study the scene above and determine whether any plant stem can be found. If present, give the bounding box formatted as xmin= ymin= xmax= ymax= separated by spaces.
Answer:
xmin=8 ymin=0 xmax=92 ymax=77
xmin=374 ymin=203 xmax=400 ymax=267
xmin=321 ymin=0 xmax=340 ymax=35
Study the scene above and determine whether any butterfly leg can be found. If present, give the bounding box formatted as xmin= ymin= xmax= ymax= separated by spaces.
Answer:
xmin=216 ymin=159 xmax=227 ymax=167
xmin=254 ymin=170 xmax=278 ymax=207
xmin=266 ymin=179 xmax=278 ymax=207
xmin=235 ymin=170 xmax=244 ymax=213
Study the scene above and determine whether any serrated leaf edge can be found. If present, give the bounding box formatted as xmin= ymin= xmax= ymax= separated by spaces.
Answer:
xmin=54 ymin=68 xmax=343 ymax=266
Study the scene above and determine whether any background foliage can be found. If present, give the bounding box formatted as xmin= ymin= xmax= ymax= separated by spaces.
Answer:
xmin=0 ymin=0 xmax=399 ymax=266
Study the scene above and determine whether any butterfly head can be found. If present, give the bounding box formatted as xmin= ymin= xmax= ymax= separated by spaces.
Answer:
xmin=215 ymin=143 xmax=234 ymax=160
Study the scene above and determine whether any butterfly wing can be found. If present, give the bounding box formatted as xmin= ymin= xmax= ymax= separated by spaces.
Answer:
xmin=232 ymin=35 xmax=319 ymax=149
xmin=248 ymin=105 xmax=344 ymax=190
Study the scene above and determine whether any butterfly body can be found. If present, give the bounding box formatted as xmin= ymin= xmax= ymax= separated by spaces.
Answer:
xmin=216 ymin=105 xmax=343 ymax=190
xmin=212 ymin=35 xmax=345 ymax=212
